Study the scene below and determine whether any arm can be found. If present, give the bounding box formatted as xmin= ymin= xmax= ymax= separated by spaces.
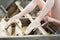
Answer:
xmin=44 ymin=16 xmax=60 ymax=26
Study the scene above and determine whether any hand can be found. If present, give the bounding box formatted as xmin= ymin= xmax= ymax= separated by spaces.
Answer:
xmin=43 ymin=16 xmax=54 ymax=22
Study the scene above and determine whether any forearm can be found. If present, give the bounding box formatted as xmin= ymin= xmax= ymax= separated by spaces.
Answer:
xmin=52 ymin=18 xmax=60 ymax=26
xmin=44 ymin=16 xmax=60 ymax=26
